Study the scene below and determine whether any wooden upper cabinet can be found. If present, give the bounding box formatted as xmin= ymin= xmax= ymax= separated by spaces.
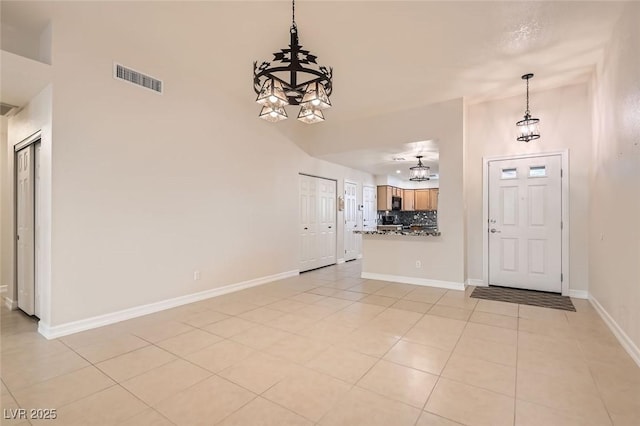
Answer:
xmin=377 ymin=185 xmax=437 ymax=211
xmin=402 ymin=189 xmax=415 ymax=211
xmin=429 ymin=188 xmax=439 ymax=211
xmin=414 ymin=189 xmax=430 ymax=211
xmin=377 ymin=186 xmax=392 ymax=210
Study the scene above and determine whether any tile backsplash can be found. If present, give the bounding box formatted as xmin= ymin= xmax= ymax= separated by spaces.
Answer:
xmin=377 ymin=210 xmax=438 ymax=228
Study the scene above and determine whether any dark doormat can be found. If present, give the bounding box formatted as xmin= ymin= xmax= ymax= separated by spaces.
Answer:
xmin=470 ymin=286 xmax=576 ymax=312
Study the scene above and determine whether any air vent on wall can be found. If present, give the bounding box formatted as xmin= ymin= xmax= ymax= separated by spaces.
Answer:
xmin=113 ymin=63 xmax=163 ymax=94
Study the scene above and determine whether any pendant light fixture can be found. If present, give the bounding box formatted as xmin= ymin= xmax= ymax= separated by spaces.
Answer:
xmin=516 ymin=73 xmax=540 ymax=142
xmin=253 ymin=0 xmax=333 ymax=124
xmin=409 ymin=156 xmax=430 ymax=181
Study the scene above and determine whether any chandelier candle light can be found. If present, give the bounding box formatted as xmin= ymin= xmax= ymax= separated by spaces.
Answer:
xmin=409 ymin=156 xmax=431 ymax=181
xmin=253 ymin=0 xmax=333 ymax=124
xmin=516 ymin=73 xmax=540 ymax=142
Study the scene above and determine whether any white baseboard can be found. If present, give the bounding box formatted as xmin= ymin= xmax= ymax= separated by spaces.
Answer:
xmin=3 ymin=297 xmax=17 ymax=310
xmin=590 ymin=295 xmax=640 ymax=368
xmin=0 ymin=285 xmax=7 ymax=294
xmin=465 ymin=279 xmax=486 ymax=287
xmin=38 ymin=269 xmax=299 ymax=340
xmin=337 ymin=258 xmax=345 ymax=264
xmin=361 ymin=272 xmax=464 ymax=291
xmin=568 ymin=289 xmax=589 ymax=299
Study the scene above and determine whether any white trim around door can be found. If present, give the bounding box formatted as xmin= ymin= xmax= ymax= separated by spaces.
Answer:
xmin=482 ymin=150 xmax=570 ymax=296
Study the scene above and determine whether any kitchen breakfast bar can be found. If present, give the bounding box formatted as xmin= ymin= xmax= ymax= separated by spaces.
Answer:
xmin=353 ymin=228 xmax=466 ymax=291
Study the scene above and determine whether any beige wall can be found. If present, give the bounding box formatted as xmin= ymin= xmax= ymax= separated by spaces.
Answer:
xmin=589 ymin=2 xmax=640 ymax=350
xmin=350 ymin=99 xmax=466 ymax=285
xmin=465 ymin=83 xmax=593 ymax=292
xmin=20 ymin=4 xmax=372 ymax=327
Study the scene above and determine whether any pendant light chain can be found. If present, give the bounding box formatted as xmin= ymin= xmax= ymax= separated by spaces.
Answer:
xmin=292 ymin=0 xmax=296 ymax=28
xmin=525 ymin=77 xmax=530 ymax=115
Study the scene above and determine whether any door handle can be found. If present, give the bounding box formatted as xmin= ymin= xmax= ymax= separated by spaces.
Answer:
xmin=490 ymin=228 xmax=501 ymax=233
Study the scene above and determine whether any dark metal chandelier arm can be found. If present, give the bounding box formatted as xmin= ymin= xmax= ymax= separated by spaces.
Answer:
xmin=253 ymin=0 xmax=333 ymax=123
xmin=254 ymin=65 xmax=330 ymax=85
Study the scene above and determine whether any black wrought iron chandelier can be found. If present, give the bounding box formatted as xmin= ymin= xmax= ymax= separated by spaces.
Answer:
xmin=516 ymin=73 xmax=540 ymax=142
xmin=409 ymin=156 xmax=430 ymax=181
xmin=253 ymin=0 xmax=333 ymax=124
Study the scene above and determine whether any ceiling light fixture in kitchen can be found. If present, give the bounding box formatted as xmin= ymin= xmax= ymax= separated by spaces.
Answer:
xmin=253 ymin=0 xmax=333 ymax=124
xmin=409 ymin=156 xmax=430 ymax=181
xmin=516 ymin=73 xmax=540 ymax=142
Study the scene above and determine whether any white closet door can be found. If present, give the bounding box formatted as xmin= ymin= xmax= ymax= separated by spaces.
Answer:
xmin=299 ymin=175 xmax=337 ymax=272
xmin=318 ymin=178 xmax=337 ymax=268
xmin=363 ymin=185 xmax=377 ymax=231
xmin=344 ymin=181 xmax=358 ymax=261
xmin=17 ymin=145 xmax=35 ymax=315
xmin=299 ymin=175 xmax=319 ymax=272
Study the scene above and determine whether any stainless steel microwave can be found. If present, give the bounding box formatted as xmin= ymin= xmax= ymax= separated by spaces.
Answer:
xmin=391 ymin=196 xmax=402 ymax=211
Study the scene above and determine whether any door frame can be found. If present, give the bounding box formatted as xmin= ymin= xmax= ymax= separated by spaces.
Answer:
xmin=482 ymin=150 xmax=569 ymax=296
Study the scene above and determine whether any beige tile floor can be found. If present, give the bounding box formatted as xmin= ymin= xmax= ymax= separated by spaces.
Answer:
xmin=2 ymin=260 xmax=640 ymax=425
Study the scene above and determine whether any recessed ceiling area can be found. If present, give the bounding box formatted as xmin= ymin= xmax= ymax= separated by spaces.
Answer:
xmin=319 ymin=140 xmax=439 ymax=182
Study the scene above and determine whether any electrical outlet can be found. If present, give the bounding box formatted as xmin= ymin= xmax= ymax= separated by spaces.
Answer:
xmin=415 ymin=260 xmax=422 ymax=268
xmin=193 ymin=270 xmax=201 ymax=281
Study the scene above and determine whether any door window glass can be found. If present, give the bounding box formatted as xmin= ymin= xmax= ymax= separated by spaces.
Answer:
xmin=529 ymin=166 xmax=547 ymax=178
xmin=501 ymin=168 xmax=517 ymax=179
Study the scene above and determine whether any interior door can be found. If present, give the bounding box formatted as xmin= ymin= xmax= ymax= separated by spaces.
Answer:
xmin=299 ymin=175 xmax=319 ymax=272
xmin=17 ymin=145 xmax=35 ymax=315
xmin=344 ymin=181 xmax=358 ymax=261
xmin=488 ymin=155 xmax=562 ymax=293
xmin=363 ymin=185 xmax=377 ymax=230
xmin=318 ymin=178 xmax=337 ymax=268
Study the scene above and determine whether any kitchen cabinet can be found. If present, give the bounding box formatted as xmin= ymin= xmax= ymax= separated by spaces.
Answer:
xmin=377 ymin=186 xmax=392 ymax=210
xmin=429 ymin=188 xmax=439 ymax=211
xmin=377 ymin=185 xmax=437 ymax=211
xmin=402 ymin=189 xmax=415 ymax=211
xmin=415 ymin=189 xmax=430 ymax=210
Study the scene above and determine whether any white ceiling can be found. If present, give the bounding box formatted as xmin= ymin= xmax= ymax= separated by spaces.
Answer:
xmin=1 ymin=1 xmax=627 ymax=176
xmin=320 ymin=139 xmax=440 ymax=182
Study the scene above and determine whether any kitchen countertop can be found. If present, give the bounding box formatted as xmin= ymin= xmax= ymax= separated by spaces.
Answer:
xmin=354 ymin=229 xmax=441 ymax=237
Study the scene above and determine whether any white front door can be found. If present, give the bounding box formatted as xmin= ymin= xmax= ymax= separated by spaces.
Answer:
xmin=488 ymin=155 xmax=562 ymax=293
xmin=363 ymin=185 xmax=377 ymax=231
xmin=344 ymin=181 xmax=358 ymax=261
xmin=17 ymin=145 xmax=36 ymax=315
